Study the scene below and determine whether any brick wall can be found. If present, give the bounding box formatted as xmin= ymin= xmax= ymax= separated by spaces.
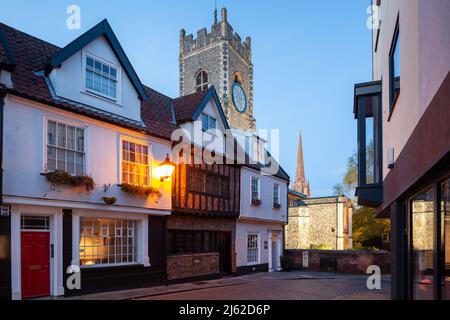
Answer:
xmin=285 ymin=250 xmax=391 ymax=274
xmin=167 ymin=253 xmax=220 ymax=281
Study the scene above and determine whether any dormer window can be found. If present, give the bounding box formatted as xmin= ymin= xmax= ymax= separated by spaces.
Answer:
xmin=196 ymin=70 xmax=209 ymax=92
xmin=85 ymin=55 xmax=119 ymax=101
xmin=201 ymin=113 xmax=217 ymax=132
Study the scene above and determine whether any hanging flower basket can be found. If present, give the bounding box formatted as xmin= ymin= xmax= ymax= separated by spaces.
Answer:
xmin=102 ymin=197 xmax=117 ymax=206
xmin=120 ymin=183 xmax=162 ymax=200
xmin=45 ymin=170 xmax=95 ymax=192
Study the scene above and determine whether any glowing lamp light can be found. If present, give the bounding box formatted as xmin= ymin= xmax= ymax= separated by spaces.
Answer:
xmin=158 ymin=154 xmax=175 ymax=182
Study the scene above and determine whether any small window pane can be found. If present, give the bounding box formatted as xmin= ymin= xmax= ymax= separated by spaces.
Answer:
xmin=57 ymin=124 xmax=66 ymax=148
xmin=110 ymin=68 xmax=117 ymax=79
xmin=93 ymin=73 xmax=101 ymax=92
xmin=67 ymin=151 xmax=75 ymax=175
xmin=209 ymin=118 xmax=216 ymax=130
xmin=48 ymin=121 xmax=56 ymax=145
xmin=57 ymin=149 xmax=66 ymax=171
xmin=86 ymin=57 xmax=94 ymax=68
xmin=76 ymin=128 xmax=84 ymax=152
xmin=86 ymin=70 xmax=93 ymax=90
xmin=67 ymin=126 xmax=75 ymax=150
xmin=202 ymin=114 xmax=209 ymax=131
xmin=94 ymin=61 xmax=102 ymax=72
xmin=47 ymin=146 xmax=56 ymax=171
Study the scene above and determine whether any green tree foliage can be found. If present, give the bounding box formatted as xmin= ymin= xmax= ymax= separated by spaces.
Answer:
xmin=337 ymin=150 xmax=390 ymax=249
xmin=352 ymin=206 xmax=390 ymax=247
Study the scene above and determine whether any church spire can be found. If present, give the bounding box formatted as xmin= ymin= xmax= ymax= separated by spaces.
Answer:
xmin=214 ymin=0 xmax=218 ymax=24
xmin=294 ymin=131 xmax=311 ymax=198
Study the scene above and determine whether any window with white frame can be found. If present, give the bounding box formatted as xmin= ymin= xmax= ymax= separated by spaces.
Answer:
xmin=273 ymin=184 xmax=280 ymax=206
xmin=251 ymin=177 xmax=260 ymax=204
xmin=47 ymin=120 xmax=85 ymax=175
xmin=252 ymin=137 xmax=264 ymax=164
xmin=121 ymin=140 xmax=150 ymax=186
xmin=85 ymin=56 xmax=118 ymax=100
xmin=247 ymin=233 xmax=259 ymax=264
xmin=79 ymin=218 xmax=137 ymax=266
xmin=201 ymin=113 xmax=217 ymax=132
xmin=196 ymin=70 xmax=209 ymax=92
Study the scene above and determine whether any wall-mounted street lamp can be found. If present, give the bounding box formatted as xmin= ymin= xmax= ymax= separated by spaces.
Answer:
xmin=158 ymin=154 xmax=175 ymax=182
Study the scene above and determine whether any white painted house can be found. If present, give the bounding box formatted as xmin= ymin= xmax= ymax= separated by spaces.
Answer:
xmin=236 ymin=156 xmax=289 ymax=274
xmin=0 ymin=20 xmax=176 ymax=300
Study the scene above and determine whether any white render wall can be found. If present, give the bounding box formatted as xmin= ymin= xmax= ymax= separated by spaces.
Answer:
xmin=372 ymin=0 xmax=450 ymax=179
xmin=49 ymin=35 xmax=142 ymax=123
xmin=240 ymin=167 xmax=288 ymax=223
xmin=2 ymin=95 xmax=172 ymax=213
xmin=235 ymin=221 xmax=283 ymax=269
xmin=178 ymin=98 xmax=228 ymax=155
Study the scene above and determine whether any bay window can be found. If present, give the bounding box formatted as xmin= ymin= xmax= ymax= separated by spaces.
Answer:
xmin=47 ymin=119 xmax=85 ymax=175
xmin=79 ymin=218 xmax=137 ymax=266
xmin=354 ymin=81 xmax=383 ymax=207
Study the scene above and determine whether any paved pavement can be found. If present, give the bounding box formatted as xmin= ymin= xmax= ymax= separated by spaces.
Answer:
xmin=53 ymin=272 xmax=390 ymax=300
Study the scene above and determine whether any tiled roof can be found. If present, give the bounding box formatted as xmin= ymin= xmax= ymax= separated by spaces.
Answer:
xmin=0 ymin=27 xmax=16 ymax=69
xmin=0 ymin=22 xmax=182 ymax=140
xmin=172 ymin=89 xmax=209 ymax=123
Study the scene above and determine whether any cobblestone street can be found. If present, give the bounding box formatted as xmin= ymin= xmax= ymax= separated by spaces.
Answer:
xmin=136 ymin=272 xmax=391 ymax=301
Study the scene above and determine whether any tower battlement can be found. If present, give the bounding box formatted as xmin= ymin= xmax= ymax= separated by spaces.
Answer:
xmin=180 ymin=7 xmax=252 ymax=64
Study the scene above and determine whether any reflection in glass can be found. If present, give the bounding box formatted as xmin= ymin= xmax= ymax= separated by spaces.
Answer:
xmin=411 ymin=188 xmax=434 ymax=300
xmin=359 ymin=93 xmax=380 ymax=185
xmin=441 ymin=179 xmax=450 ymax=300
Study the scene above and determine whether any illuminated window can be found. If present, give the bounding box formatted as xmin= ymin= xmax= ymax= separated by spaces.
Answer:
xmin=247 ymin=233 xmax=259 ymax=264
xmin=85 ymin=56 xmax=118 ymax=100
xmin=47 ymin=120 xmax=85 ymax=175
xmin=121 ymin=140 xmax=150 ymax=186
xmin=196 ymin=70 xmax=209 ymax=92
xmin=79 ymin=218 xmax=137 ymax=266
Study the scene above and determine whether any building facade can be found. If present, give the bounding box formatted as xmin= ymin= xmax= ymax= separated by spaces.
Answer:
xmin=236 ymin=164 xmax=289 ymax=274
xmin=168 ymin=88 xmax=241 ymax=281
xmin=0 ymin=20 xmax=176 ymax=299
xmin=286 ymin=196 xmax=353 ymax=250
xmin=179 ymin=8 xmax=256 ymax=132
xmin=0 ymin=7 xmax=291 ymax=300
xmin=353 ymin=0 xmax=450 ymax=300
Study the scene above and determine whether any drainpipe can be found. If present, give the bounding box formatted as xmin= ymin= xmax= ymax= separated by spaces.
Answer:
xmin=0 ymin=91 xmax=4 ymax=205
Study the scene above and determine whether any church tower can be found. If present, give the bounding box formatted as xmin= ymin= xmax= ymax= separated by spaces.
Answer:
xmin=293 ymin=131 xmax=311 ymax=198
xmin=179 ymin=7 xmax=256 ymax=132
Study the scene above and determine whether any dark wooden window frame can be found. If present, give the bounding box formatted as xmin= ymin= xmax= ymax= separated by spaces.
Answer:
xmin=188 ymin=167 xmax=230 ymax=199
xmin=168 ymin=229 xmax=225 ymax=256
xmin=388 ymin=14 xmax=401 ymax=119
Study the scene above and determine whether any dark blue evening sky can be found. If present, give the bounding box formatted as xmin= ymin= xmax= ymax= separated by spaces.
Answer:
xmin=0 ymin=0 xmax=373 ymax=196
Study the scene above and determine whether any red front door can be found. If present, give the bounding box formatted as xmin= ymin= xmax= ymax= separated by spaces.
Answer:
xmin=21 ymin=232 xmax=50 ymax=299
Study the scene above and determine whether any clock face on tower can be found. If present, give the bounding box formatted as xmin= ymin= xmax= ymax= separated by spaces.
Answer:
xmin=232 ymin=83 xmax=247 ymax=113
